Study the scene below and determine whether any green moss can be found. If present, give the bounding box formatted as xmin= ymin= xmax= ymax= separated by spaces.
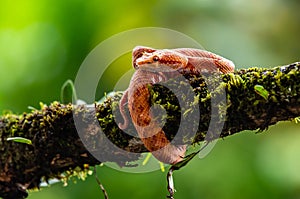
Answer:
xmin=147 ymin=62 xmax=300 ymax=143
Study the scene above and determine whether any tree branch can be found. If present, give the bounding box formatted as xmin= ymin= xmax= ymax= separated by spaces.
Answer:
xmin=0 ymin=62 xmax=299 ymax=199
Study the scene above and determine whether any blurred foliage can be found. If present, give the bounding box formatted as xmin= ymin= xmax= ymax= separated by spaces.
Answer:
xmin=0 ymin=0 xmax=299 ymax=198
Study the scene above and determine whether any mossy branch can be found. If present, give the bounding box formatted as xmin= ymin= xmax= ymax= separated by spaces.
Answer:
xmin=0 ymin=62 xmax=300 ymax=199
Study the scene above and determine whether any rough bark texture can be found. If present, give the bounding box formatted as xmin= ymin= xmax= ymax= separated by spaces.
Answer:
xmin=0 ymin=62 xmax=299 ymax=199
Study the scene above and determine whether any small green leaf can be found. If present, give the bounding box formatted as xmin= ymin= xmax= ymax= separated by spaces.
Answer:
xmin=254 ymin=85 xmax=269 ymax=100
xmin=159 ymin=161 xmax=165 ymax=172
xmin=293 ymin=116 xmax=300 ymax=124
xmin=60 ymin=79 xmax=78 ymax=104
xmin=142 ymin=153 xmax=152 ymax=166
xmin=98 ymin=91 xmax=118 ymax=103
xmin=7 ymin=137 xmax=32 ymax=145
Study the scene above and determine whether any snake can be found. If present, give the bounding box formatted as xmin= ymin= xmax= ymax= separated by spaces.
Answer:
xmin=118 ymin=46 xmax=235 ymax=165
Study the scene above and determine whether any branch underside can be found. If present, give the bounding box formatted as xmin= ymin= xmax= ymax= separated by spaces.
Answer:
xmin=0 ymin=62 xmax=299 ymax=198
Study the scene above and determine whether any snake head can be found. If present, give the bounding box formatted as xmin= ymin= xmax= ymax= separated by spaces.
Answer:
xmin=132 ymin=46 xmax=156 ymax=69
xmin=132 ymin=46 xmax=188 ymax=72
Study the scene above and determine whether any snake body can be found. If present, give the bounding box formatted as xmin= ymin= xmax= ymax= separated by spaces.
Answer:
xmin=119 ymin=46 xmax=235 ymax=164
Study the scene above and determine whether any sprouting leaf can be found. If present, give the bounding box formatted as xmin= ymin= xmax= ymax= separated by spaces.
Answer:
xmin=98 ymin=91 xmax=118 ymax=103
xmin=60 ymin=79 xmax=78 ymax=104
xmin=293 ymin=116 xmax=300 ymax=124
xmin=7 ymin=137 xmax=32 ymax=145
xmin=27 ymin=106 xmax=38 ymax=111
xmin=141 ymin=153 xmax=166 ymax=172
xmin=142 ymin=153 xmax=152 ymax=166
xmin=159 ymin=162 xmax=165 ymax=172
xmin=254 ymin=85 xmax=269 ymax=100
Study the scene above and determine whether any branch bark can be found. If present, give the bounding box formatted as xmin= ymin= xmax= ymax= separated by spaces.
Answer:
xmin=0 ymin=62 xmax=299 ymax=199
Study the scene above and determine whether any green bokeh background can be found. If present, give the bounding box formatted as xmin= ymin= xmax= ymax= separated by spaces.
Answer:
xmin=0 ymin=0 xmax=299 ymax=198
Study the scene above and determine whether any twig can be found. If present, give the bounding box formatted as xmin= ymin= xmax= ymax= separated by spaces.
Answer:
xmin=94 ymin=167 xmax=109 ymax=199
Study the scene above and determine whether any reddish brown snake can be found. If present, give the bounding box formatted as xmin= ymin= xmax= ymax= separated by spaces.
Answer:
xmin=118 ymin=46 xmax=235 ymax=164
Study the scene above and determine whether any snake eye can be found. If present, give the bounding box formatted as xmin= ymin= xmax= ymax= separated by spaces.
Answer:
xmin=153 ymin=55 xmax=159 ymax=62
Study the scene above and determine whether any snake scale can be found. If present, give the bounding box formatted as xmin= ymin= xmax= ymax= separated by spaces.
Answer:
xmin=118 ymin=46 xmax=235 ymax=165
